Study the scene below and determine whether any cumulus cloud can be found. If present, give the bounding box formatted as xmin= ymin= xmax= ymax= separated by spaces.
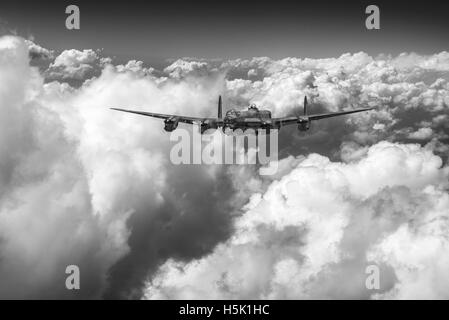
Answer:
xmin=25 ymin=39 xmax=54 ymax=61
xmin=408 ymin=127 xmax=434 ymax=140
xmin=144 ymin=142 xmax=449 ymax=299
xmin=46 ymin=49 xmax=101 ymax=81
xmin=0 ymin=35 xmax=133 ymax=299
xmin=115 ymin=60 xmax=157 ymax=78
xmin=391 ymin=51 xmax=449 ymax=72
xmin=163 ymin=59 xmax=217 ymax=79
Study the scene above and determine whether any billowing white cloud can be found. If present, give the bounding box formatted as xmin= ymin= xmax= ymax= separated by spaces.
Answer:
xmin=115 ymin=60 xmax=157 ymax=78
xmin=144 ymin=141 xmax=449 ymax=299
xmin=391 ymin=51 xmax=449 ymax=72
xmin=0 ymin=35 xmax=131 ymax=298
xmin=164 ymin=59 xmax=216 ymax=79
xmin=46 ymin=49 xmax=100 ymax=80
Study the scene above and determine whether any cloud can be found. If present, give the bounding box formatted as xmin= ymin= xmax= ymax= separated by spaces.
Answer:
xmin=163 ymin=59 xmax=217 ymax=79
xmin=0 ymin=36 xmax=129 ymax=298
xmin=408 ymin=127 xmax=434 ymax=140
xmin=144 ymin=141 xmax=449 ymax=299
xmin=391 ymin=52 xmax=449 ymax=72
xmin=46 ymin=49 xmax=101 ymax=81
xmin=115 ymin=60 xmax=157 ymax=78
xmin=25 ymin=39 xmax=54 ymax=61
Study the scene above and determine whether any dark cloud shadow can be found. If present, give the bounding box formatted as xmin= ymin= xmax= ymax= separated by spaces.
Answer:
xmin=103 ymin=164 xmax=238 ymax=299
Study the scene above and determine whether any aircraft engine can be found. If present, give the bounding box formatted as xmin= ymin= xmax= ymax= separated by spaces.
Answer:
xmin=200 ymin=120 xmax=218 ymax=134
xmin=164 ymin=117 xmax=179 ymax=132
xmin=297 ymin=118 xmax=310 ymax=131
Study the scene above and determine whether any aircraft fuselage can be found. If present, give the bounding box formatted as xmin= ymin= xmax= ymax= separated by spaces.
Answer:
xmin=223 ymin=107 xmax=275 ymax=131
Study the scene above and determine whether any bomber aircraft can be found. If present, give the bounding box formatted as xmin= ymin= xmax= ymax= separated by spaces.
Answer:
xmin=111 ymin=96 xmax=374 ymax=134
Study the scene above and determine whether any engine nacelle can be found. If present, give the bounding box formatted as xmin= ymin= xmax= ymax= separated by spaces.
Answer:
xmin=200 ymin=120 xmax=218 ymax=134
xmin=164 ymin=117 xmax=179 ymax=132
xmin=297 ymin=118 xmax=310 ymax=131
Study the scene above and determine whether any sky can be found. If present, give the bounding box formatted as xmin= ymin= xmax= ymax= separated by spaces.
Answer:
xmin=0 ymin=0 xmax=449 ymax=300
xmin=1 ymin=0 xmax=448 ymax=64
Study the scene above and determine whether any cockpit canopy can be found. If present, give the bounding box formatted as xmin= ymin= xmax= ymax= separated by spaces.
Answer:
xmin=225 ymin=109 xmax=239 ymax=118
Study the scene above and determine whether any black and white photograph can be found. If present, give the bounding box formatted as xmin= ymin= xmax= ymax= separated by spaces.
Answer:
xmin=0 ymin=0 xmax=448 ymax=308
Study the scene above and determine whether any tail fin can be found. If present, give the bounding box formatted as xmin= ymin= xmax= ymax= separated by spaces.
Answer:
xmin=218 ymin=95 xmax=222 ymax=119
xmin=304 ymin=96 xmax=308 ymax=116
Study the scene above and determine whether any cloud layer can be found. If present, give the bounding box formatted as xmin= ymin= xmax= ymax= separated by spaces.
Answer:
xmin=0 ymin=36 xmax=448 ymax=299
xmin=145 ymin=141 xmax=449 ymax=299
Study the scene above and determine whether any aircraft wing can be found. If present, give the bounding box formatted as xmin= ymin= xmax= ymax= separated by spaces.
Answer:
xmin=272 ymin=107 xmax=374 ymax=126
xmin=306 ymin=107 xmax=375 ymax=120
xmin=110 ymin=108 xmax=217 ymax=124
